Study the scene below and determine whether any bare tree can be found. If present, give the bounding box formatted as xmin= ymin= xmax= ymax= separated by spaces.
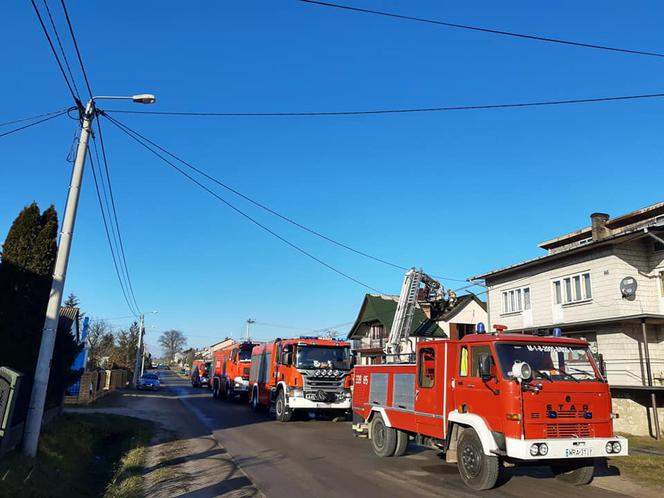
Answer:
xmin=87 ymin=319 xmax=113 ymax=369
xmin=159 ymin=330 xmax=187 ymax=363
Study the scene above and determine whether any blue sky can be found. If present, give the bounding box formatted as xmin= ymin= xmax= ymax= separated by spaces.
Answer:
xmin=1 ymin=1 xmax=663 ymax=352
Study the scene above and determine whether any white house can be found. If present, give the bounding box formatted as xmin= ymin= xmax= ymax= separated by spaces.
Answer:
xmin=472 ymin=202 xmax=664 ymax=436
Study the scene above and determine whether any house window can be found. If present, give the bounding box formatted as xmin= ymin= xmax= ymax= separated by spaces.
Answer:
xmin=501 ymin=286 xmax=531 ymax=314
xmin=553 ymin=272 xmax=592 ymax=304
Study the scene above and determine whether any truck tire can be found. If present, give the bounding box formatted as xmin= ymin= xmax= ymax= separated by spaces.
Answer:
xmin=212 ymin=380 xmax=220 ymax=399
xmin=551 ymin=460 xmax=594 ymax=485
xmin=275 ymin=390 xmax=293 ymax=422
xmin=393 ymin=429 xmax=409 ymax=457
xmin=227 ymin=382 xmax=235 ymax=401
xmin=457 ymin=428 xmax=500 ymax=490
xmin=251 ymin=389 xmax=261 ymax=412
xmin=370 ymin=414 xmax=397 ymax=457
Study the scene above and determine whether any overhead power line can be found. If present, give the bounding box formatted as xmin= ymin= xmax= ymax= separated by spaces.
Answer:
xmin=59 ymin=0 xmax=93 ymax=100
xmin=104 ymin=92 xmax=664 ymax=118
xmin=94 ymin=119 xmax=142 ymax=315
xmin=0 ymin=108 xmax=72 ymax=128
xmin=29 ymin=0 xmax=80 ymax=106
xmin=99 ymin=112 xmax=470 ymax=284
xmin=102 ymin=113 xmax=385 ymax=294
xmin=0 ymin=109 xmax=71 ymax=138
xmin=42 ymin=0 xmax=81 ymax=99
xmin=88 ymin=139 xmax=140 ymax=317
xmin=299 ymin=0 xmax=664 ymax=59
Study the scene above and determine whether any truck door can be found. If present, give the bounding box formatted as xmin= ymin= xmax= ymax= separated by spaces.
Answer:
xmin=414 ymin=345 xmax=444 ymax=439
xmin=454 ymin=344 xmax=502 ymax=432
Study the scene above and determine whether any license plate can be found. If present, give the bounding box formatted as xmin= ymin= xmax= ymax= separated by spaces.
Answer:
xmin=565 ymin=447 xmax=592 ymax=457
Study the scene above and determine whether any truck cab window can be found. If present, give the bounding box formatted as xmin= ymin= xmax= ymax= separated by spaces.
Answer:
xmin=459 ymin=346 xmax=469 ymax=377
xmin=418 ymin=348 xmax=435 ymax=388
xmin=471 ymin=346 xmax=492 ymax=378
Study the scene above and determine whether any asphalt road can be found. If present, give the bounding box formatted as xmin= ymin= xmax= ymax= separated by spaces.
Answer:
xmin=158 ymin=369 xmax=634 ymax=498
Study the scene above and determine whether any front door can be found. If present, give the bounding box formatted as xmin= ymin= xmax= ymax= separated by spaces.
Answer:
xmin=414 ymin=345 xmax=444 ymax=438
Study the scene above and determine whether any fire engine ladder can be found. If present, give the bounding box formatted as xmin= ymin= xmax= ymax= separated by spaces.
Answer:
xmin=384 ymin=268 xmax=423 ymax=361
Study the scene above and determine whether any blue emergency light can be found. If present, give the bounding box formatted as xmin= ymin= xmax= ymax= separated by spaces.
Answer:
xmin=476 ymin=322 xmax=486 ymax=334
xmin=552 ymin=327 xmax=562 ymax=337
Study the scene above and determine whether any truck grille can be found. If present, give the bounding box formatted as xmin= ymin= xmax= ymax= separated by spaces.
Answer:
xmin=531 ymin=410 xmax=585 ymax=419
xmin=301 ymin=370 xmax=347 ymax=392
xmin=546 ymin=423 xmax=594 ymax=438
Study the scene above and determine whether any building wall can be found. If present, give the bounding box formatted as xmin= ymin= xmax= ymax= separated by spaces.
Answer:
xmin=487 ymin=243 xmax=663 ymax=331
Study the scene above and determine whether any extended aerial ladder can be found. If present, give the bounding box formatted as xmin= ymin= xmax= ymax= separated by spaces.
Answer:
xmin=384 ymin=268 xmax=456 ymax=362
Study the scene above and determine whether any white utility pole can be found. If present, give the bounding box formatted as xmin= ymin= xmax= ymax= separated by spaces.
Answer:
xmin=132 ymin=314 xmax=145 ymax=388
xmin=22 ymin=94 xmax=156 ymax=459
xmin=245 ymin=318 xmax=256 ymax=341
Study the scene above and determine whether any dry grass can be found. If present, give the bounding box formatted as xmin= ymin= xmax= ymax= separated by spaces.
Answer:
xmin=611 ymin=434 xmax=664 ymax=485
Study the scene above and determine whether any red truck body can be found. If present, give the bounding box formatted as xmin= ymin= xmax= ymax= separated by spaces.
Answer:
xmin=352 ymin=331 xmax=627 ymax=490
xmin=249 ymin=337 xmax=352 ymax=421
xmin=211 ymin=341 xmax=256 ymax=400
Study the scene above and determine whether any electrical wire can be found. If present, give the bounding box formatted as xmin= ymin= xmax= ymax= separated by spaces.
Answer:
xmin=59 ymin=0 xmax=93 ymax=100
xmin=94 ymin=119 xmax=142 ymax=314
xmin=88 ymin=138 xmax=140 ymax=317
xmin=29 ymin=0 xmax=80 ymax=105
xmin=0 ymin=108 xmax=72 ymax=128
xmin=103 ymin=92 xmax=664 ymax=117
xmin=97 ymin=113 xmax=481 ymax=285
xmin=0 ymin=109 xmax=70 ymax=138
xmin=102 ymin=113 xmax=385 ymax=294
xmin=299 ymin=0 xmax=664 ymax=59
xmin=42 ymin=0 xmax=81 ymax=99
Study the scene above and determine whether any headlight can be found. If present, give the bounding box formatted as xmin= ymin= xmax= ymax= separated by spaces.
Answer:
xmin=234 ymin=376 xmax=244 ymax=384
xmin=539 ymin=443 xmax=548 ymax=456
xmin=606 ymin=442 xmax=614 ymax=454
xmin=612 ymin=442 xmax=621 ymax=453
xmin=290 ymin=388 xmax=303 ymax=398
xmin=530 ymin=444 xmax=539 ymax=456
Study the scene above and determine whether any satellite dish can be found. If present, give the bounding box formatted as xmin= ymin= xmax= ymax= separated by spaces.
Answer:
xmin=620 ymin=277 xmax=638 ymax=298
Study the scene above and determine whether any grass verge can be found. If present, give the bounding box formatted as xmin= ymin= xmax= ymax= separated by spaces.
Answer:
xmin=610 ymin=434 xmax=664 ymax=485
xmin=0 ymin=413 xmax=155 ymax=498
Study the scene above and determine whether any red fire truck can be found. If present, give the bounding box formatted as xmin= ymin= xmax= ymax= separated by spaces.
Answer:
xmin=249 ymin=337 xmax=352 ymax=421
xmin=211 ymin=341 xmax=256 ymax=401
xmin=191 ymin=359 xmax=212 ymax=388
xmin=352 ymin=328 xmax=628 ymax=490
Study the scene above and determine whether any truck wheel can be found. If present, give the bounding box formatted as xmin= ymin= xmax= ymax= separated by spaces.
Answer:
xmin=457 ymin=428 xmax=500 ymax=490
xmin=227 ymin=383 xmax=235 ymax=401
xmin=551 ymin=460 xmax=594 ymax=485
xmin=370 ymin=414 xmax=397 ymax=457
xmin=275 ymin=391 xmax=293 ymax=422
xmin=393 ymin=430 xmax=409 ymax=457
xmin=251 ymin=389 xmax=261 ymax=412
xmin=212 ymin=381 xmax=219 ymax=399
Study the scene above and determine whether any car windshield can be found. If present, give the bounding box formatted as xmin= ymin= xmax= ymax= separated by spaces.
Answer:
xmin=239 ymin=349 xmax=252 ymax=361
xmin=142 ymin=373 xmax=158 ymax=380
xmin=495 ymin=343 xmax=600 ymax=382
xmin=296 ymin=345 xmax=351 ymax=369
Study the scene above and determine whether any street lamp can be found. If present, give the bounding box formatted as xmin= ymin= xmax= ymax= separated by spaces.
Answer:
xmin=23 ymin=93 xmax=156 ymax=459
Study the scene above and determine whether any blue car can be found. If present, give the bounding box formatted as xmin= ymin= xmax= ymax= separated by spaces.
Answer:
xmin=137 ymin=373 xmax=161 ymax=390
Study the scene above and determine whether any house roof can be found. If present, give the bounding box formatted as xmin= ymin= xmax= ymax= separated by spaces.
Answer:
xmin=347 ymin=294 xmax=437 ymax=339
xmin=347 ymin=293 xmax=486 ymax=339
xmin=471 ymin=201 xmax=664 ymax=281
xmin=58 ymin=306 xmax=80 ymax=341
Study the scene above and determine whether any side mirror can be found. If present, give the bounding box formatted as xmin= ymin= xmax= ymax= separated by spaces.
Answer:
xmin=478 ymin=353 xmax=493 ymax=380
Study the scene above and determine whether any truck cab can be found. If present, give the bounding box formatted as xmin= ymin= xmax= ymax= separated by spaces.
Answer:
xmin=212 ymin=341 xmax=255 ymax=401
xmin=191 ymin=360 xmax=211 ymax=388
xmin=352 ymin=328 xmax=627 ymax=490
xmin=249 ymin=337 xmax=353 ymax=421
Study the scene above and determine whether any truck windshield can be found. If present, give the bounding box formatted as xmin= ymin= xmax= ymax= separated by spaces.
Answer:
xmin=495 ymin=343 xmax=599 ymax=382
xmin=239 ymin=349 xmax=252 ymax=361
xmin=296 ymin=346 xmax=351 ymax=369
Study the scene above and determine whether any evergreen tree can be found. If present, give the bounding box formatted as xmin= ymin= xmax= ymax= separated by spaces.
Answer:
xmin=0 ymin=203 xmax=82 ymax=415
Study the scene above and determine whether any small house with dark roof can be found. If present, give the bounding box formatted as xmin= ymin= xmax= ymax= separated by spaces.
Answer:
xmin=347 ymin=293 xmax=487 ymax=365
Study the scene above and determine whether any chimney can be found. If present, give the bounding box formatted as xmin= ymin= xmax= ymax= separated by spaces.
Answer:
xmin=590 ymin=212 xmax=610 ymax=241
